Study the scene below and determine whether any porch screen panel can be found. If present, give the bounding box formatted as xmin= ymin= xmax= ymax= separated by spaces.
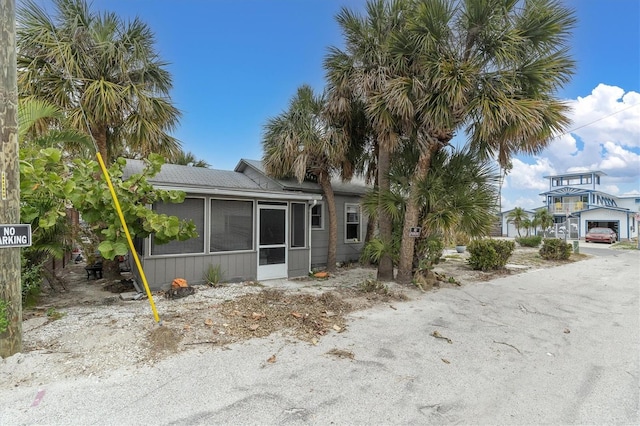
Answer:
xmin=151 ymin=198 xmax=205 ymax=255
xmin=290 ymin=203 xmax=306 ymax=248
xmin=210 ymin=200 xmax=253 ymax=252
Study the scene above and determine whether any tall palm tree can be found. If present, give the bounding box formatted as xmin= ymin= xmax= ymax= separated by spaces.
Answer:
xmin=328 ymin=0 xmax=576 ymax=283
xmin=325 ymin=0 xmax=412 ymax=281
xmin=262 ymin=85 xmax=347 ymax=273
xmin=16 ymin=0 xmax=181 ymax=163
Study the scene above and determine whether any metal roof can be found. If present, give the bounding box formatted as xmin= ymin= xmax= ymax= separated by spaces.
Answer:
xmin=542 ymin=170 xmax=607 ymax=179
xmin=235 ymin=158 xmax=370 ymax=196
xmin=124 ymin=159 xmax=264 ymax=191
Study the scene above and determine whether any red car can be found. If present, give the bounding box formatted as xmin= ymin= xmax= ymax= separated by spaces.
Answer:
xmin=585 ymin=227 xmax=617 ymax=244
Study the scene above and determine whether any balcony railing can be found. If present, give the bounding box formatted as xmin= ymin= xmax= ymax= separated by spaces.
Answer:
xmin=549 ymin=201 xmax=588 ymax=214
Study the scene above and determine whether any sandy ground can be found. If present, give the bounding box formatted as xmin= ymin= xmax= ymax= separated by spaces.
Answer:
xmin=1 ymin=246 xmax=576 ymax=389
xmin=1 ymin=245 xmax=637 ymax=425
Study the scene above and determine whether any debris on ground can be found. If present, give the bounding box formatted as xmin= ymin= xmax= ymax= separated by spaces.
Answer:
xmin=431 ymin=330 xmax=453 ymax=344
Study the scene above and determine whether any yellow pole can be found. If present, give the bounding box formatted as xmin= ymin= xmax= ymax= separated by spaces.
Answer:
xmin=95 ymin=153 xmax=161 ymax=323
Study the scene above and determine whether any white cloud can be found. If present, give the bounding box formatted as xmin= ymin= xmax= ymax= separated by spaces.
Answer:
xmin=567 ymin=84 xmax=640 ymax=151
xmin=502 ymin=196 xmax=541 ymax=211
xmin=602 ymin=184 xmax=620 ymax=194
xmin=506 ymin=158 xmax=555 ymax=191
xmin=536 ymin=84 xmax=640 ymax=190
xmin=495 ymin=84 xmax=640 ymax=212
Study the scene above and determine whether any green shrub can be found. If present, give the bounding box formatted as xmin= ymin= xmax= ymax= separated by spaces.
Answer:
xmin=21 ymin=259 xmax=43 ymax=307
xmin=467 ymin=239 xmax=515 ymax=271
xmin=539 ymin=238 xmax=572 ymax=260
xmin=415 ymin=235 xmax=445 ymax=273
xmin=515 ymin=235 xmax=543 ymax=247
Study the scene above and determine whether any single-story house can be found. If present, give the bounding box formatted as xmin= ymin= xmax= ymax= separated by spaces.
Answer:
xmin=123 ymin=159 xmax=370 ymax=290
xmin=500 ymin=208 xmax=536 ymax=237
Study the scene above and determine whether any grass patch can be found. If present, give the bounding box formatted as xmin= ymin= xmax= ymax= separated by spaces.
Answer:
xmin=46 ymin=307 xmax=66 ymax=321
xmin=612 ymin=241 xmax=639 ymax=250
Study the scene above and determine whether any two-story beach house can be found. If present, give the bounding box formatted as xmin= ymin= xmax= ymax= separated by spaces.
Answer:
xmin=502 ymin=170 xmax=639 ymax=241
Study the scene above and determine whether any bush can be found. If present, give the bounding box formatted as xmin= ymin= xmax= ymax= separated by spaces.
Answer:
xmin=467 ymin=239 xmax=515 ymax=271
xmin=515 ymin=235 xmax=543 ymax=247
xmin=415 ymin=236 xmax=445 ymax=273
xmin=539 ymin=238 xmax=572 ymax=260
xmin=21 ymin=259 xmax=43 ymax=307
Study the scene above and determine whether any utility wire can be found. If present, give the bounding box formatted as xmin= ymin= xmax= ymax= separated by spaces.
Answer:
xmin=556 ymin=101 xmax=640 ymax=138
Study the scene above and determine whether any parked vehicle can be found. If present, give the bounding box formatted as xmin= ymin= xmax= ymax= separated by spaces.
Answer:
xmin=585 ymin=227 xmax=617 ymax=244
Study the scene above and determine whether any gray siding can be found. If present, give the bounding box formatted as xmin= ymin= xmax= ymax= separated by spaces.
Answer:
xmin=138 ymin=252 xmax=257 ymax=291
xmin=311 ymin=195 xmax=367 ymax=269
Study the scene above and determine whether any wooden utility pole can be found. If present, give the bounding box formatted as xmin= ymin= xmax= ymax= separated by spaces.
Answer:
xmin=0 ymin=0 xmax=22 ymax=358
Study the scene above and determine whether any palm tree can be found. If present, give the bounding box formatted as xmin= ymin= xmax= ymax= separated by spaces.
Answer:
xmin=360 ymin=145 xmax=498 ymax=277
xmin=533 ymin=208 xmax=554 ymax=237
xmin=325 ymin=0 xmax=412 ymax=281
xmin=507 ymin=207 xmax=528 ymax=237
xmin=327 ymin=0 xmax=576 ymax=283
xmin=16 ymin=0 xmax=181 ymax=163
xmin=172 ymin=151 xmax=211 ymax=168
xmin=262 ymin=85 xmax=347 ymax=273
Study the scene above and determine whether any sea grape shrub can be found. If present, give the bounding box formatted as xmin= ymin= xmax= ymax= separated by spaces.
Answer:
xmin=467 ymin=239 xmax=515 ymax=271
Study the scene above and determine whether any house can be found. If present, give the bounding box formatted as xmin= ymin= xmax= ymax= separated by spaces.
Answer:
xmin=123 ymin=159 xmax=370 ymax=290
xmin=500 ymin=208 xmax=536 ymax=237
xmin=502 ymin=170 xmax=639 ymax=240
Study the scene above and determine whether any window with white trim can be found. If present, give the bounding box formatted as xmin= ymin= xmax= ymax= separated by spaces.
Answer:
xmin=311 ymin=203 xmax=323 ymax=229
xmin=151 ymin=197 xmax=205 ymax=255
xmin=345 ymin=203 xmax=361 ymax=243
xmin=290 ymin=202 xmax=306 ymax=248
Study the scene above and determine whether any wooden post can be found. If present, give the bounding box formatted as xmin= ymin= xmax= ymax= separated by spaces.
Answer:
xmin=0 ymin=0 xmax=22 ymax=358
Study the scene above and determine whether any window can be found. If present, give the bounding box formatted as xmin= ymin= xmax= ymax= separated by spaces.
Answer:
xmin=210 ymin=199 xmax=253 ymax=252
xmin=151 ymin=198 xmax=205 ymax=255
xmin=566 ymin=177 xmax=580 ymax=185
xmin=311 ymin=203 xmax=323 ymax=229
xmin=345 ymin=203 xmax=361 ymax=242
xmin=290 ymin=203 xmax=306 ymax=248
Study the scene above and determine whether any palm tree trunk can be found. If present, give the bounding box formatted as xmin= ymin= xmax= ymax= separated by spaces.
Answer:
xmin=319 ymin=172 xmax=338 ymax=273
xmin=376 ymin=142 xmax=394 ymax=281
xmin=396 ymin=148 xmax=434 ymax=284
xmin=90 ymin=125 xmax=108 ymax=163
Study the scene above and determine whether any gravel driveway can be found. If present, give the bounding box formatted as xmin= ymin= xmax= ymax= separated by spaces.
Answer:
xmin=1 ymin=249 xmax=638 ymax=425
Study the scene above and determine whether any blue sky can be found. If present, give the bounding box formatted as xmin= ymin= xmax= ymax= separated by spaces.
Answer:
xmin=34 ymin=0 xmax=640 ymax=210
